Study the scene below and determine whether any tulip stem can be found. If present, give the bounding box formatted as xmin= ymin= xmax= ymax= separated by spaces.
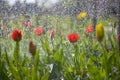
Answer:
xmin=100 ymin=43 xmax=109 ymax=80
xmin=14 ymin=42 xmax=20 ymax=67
xmin=74 ymin=43 xmax=79 ymax=69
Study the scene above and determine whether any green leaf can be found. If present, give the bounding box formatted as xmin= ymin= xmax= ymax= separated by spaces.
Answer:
xmin=20 ymin=67 xmax=31 ymax=80
xmin=41 ymin=72 xmax=50 ymax=80
xmin=53 ymin=51 xmax=62 ymax=63
xmin=0 ymin=56 xmax=10 ymax=80
xmin=32 ymin=50 xmax=39 ymax=80
xmin=5 ymin=50 xmax=21 ymax=80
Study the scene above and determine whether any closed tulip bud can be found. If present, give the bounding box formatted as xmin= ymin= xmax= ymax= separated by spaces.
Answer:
xmin=29 ymin=41 xmax=36 ymax=56
xmin=117 ymin=34 xmax=120 ymax=41
xmin=96 ymin=24 xmax=104 ymax=42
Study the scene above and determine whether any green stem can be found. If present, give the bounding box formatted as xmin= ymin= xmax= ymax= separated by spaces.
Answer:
xmin=14 ymin=42 xmax=20 ymax=67
xmin=74 ymin=44 xmax=79 ymax=70
xmin=100 ymin=43 xmax=109 ymax=80
xmin=14 ymin=42 xmax=22 ymax=80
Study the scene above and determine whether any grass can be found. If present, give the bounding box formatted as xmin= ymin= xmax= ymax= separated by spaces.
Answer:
xmin=0 ymin=15 xmax=120 ymax=80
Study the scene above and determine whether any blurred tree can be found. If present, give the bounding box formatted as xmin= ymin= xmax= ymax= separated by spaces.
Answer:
xmin=117 ymin=0 xmax=120 ymax=53
xmin=92 ymin=0 xmax=97 ymax=31
xmin=0 ymin=0 xmax=119 ymax=19
xmin=35 ymin=0 xmax=49 ymax=26
xmin=0 ymin=0 xmax=10 ymax=17
xmin=13 ymin=0 xmax=22 ymax=16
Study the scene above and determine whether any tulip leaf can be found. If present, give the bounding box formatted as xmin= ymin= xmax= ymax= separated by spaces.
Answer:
xmin=5 ymin=49 xmax=21 ymax=80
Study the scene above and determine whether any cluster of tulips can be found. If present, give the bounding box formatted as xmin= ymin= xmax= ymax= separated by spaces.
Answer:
xmin=22 ymin=20 xmax=33 ymax=28
xmin=9 ymin=22 xmax=105 ymax=58
xmin=1 ymin=11 xmax=120 ymax=80
xmin=1 ymin=12 xmax=120 ymax=80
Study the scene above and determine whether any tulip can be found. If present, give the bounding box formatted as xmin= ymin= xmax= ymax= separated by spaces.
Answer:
xmin=11 ymin=30 xmax=22 ymax=42
xmin=68 ymin=33 xmax=79 ymax=43
xmin=86 ymin=26 xmax=94 ymax=34
xmin=49 ymin=29 xmax=55 ymax=37
xmin=34 ymin=26 xmax=44 ymax=36
xmin=22 ymin=20 xmax=26 ymax=26
xmin=77 ymin=12 xmax=87 ymax=20
xmin=29 ymin=41 xmax=36 ymax=56
xmin=96 ymin=24 xmax=104 ymax=42
xmin=27 ymin=21 xmax=33 ymax=28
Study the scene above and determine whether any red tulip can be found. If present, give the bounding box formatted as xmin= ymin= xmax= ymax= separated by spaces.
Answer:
xmin=86 ymin=26 xmax=94 ymax=34
xmin=49 ymin=29 xmax=55 ymax=37
xmin=22 ymin=20 xmax=26 ymax=26
xmin=29 ymin=41 xmax=36 ymax=56
xmin=68 ymin=33 xmax=79 ymax=43
xmin=27 ymin=21 xmax=33 ymax=28
xmin=34 ymin=26 xmax=44 ymax=36
xmin=11 ymin=30 xmax=22 ymax=42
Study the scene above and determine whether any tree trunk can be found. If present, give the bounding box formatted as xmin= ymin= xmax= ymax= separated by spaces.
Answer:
xmin=92 ymin=0 xmax=97 ymax=29
xmin=92 ymin=0 xmax=97 ymax=37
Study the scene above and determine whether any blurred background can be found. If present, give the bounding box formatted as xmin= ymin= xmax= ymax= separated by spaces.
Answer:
xmin=0 ymin=0 xmax=119 ymax=19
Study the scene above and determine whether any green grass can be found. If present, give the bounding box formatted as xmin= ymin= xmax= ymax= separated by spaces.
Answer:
xmin=0 ymin=15 xmax=120 ymax=80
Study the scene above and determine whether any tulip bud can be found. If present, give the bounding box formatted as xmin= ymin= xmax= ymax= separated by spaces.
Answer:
xmin=117 ymin=34 xmax=120 ymax=41
xmin=96 ymin=24 xmax=104 ymax=42
xmin=11 ymin=30 xmax=22 ymax=42
xmin=29 ymin=41 xmax=36 ymax=56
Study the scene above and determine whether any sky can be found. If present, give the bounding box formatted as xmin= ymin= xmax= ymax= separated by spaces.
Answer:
xmin=7 ymin=0 xmax=60 ymax=7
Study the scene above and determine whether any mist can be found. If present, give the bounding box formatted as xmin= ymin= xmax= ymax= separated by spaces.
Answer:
xmin=7 ymin=0 xmax=60 ymax=7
